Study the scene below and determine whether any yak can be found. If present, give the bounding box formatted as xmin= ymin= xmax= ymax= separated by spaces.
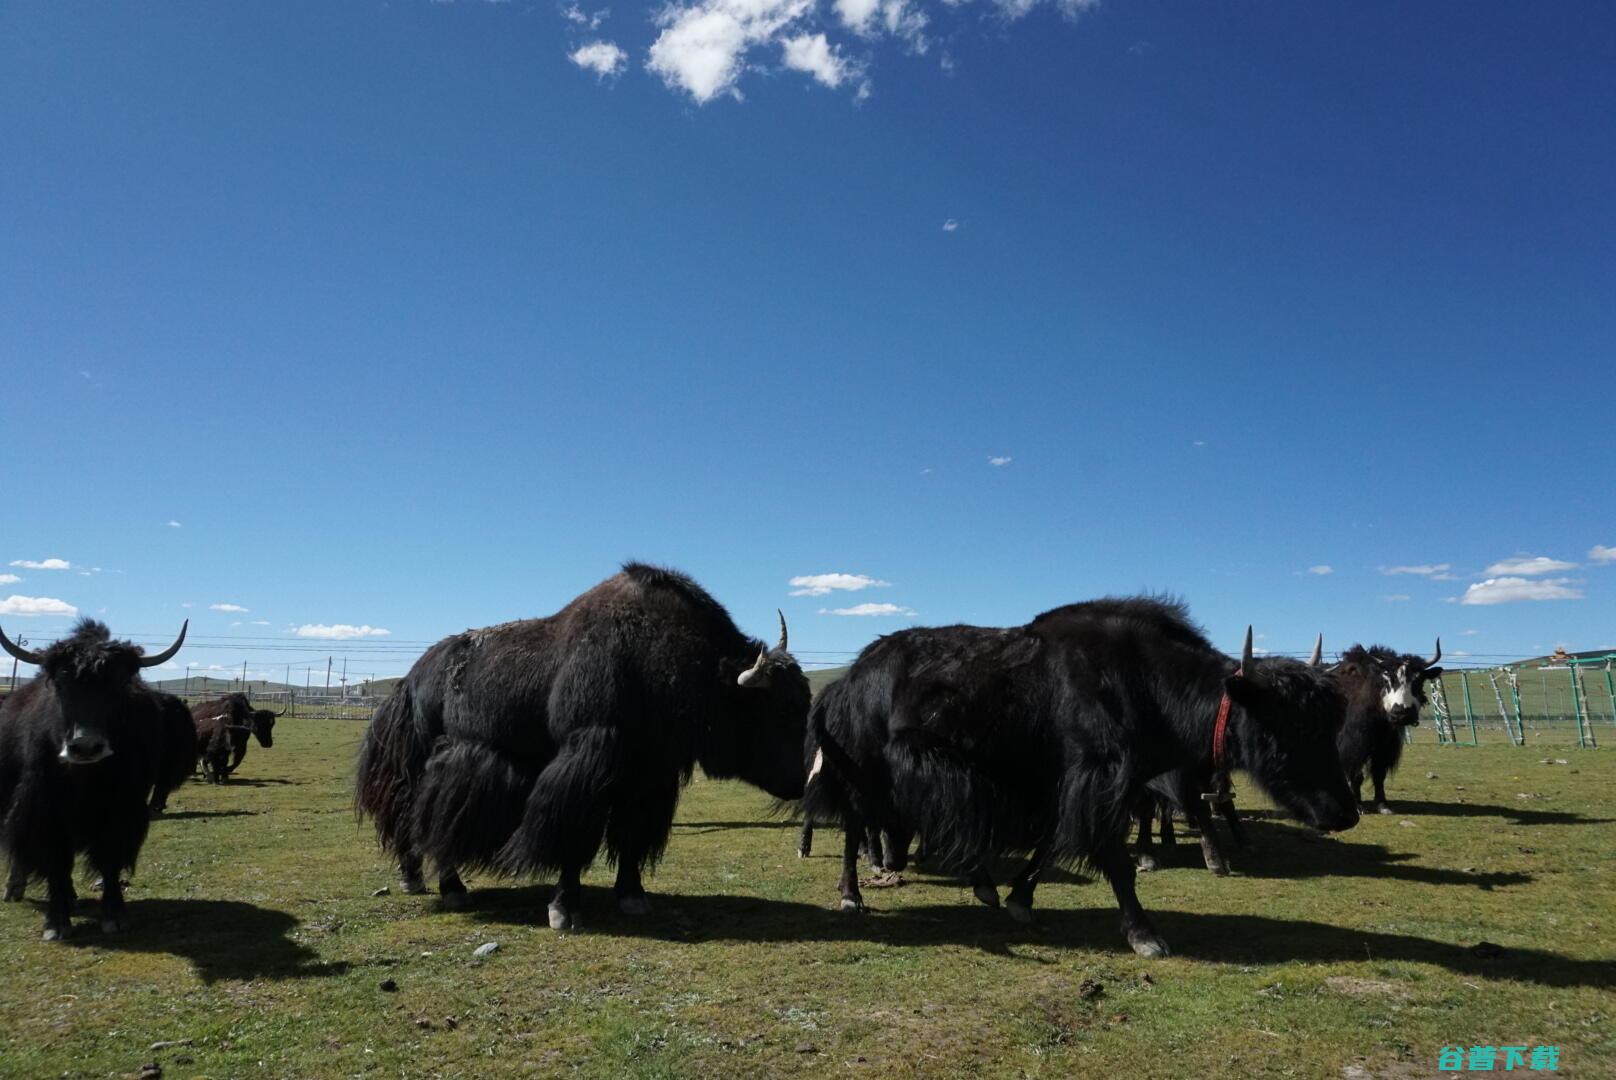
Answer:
xmin=192 ymin=693 xmax=281 ymax=783
xmin=1334 ymin=640 xmax=1442 ymax=814
xmin=1131 ymin=633 xmax=1324 ymax=875
xmin=147 ymin=693 xmax=199 ymax=814
xmin=804 ymin=597 xmax=1358 ymax=957
xmin=356 ymin=563 xmax=811 ymax=930
xmin=0 ymin=619 xmax=188 ymax=940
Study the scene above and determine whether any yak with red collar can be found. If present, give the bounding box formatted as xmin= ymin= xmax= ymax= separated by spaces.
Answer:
xmin=356 ymin=563 xmax=811 ymax=930
xmin=191 ymin=693 xmax=281 ymax=783
xmin=0 ymin=619 xmax=189 ymax=940
xmin=1333 ymin=640 xmax=1443 ymax=814
xmin=804 ymin=597 xmax=1357 ymax=957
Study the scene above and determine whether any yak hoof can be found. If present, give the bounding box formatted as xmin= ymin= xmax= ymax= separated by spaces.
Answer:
xmin=42 ymin=923 xmax=70 ymax=942
xmin=1135 ymin=854 xmax=1158 ymax=873
xmin=2 ymin=885 xmax=22 ymax=902
xmin=1006 ymin=901 xmax=1035 ymax=925
xmin=440 ymin=890 xmax=469 ymax=912
xmin=1376 ymin=804 xmax=1395 ymax=815
xmin=972 ymin=883 xmax=1001 ymax=908
xmin=838 ymin=898 xmax=865 ymax=913
xmin=547 ymin=903 xmax=579 ymax=931
xmin=618 ymin=895 xmax=653 ymax=916
xmin=399 ymin=876 xmax=428 ymax=896
xmin=1207 ymin=862 xmax=1230 ymax=877
xmin=1127 ymin=931 xmax=1170 ymax=958
xmin=101 ymin=917 xmax=127 ymax=935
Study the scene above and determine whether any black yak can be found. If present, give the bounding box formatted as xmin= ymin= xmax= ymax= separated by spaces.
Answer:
xmin=355 ymin=563 xmax=811 ymax=929
xmin=805 ymin=598 xmax=1357 ymax=957
xmin=0 ymin=619 xmax=188 ymax=940
xmin=148 ymin=693 xmax=199 ymax=814
xmin=192 ymin=693 xmax=280 ymax=783
xmin=1335 ymin=640 xmax=1442 ymax=814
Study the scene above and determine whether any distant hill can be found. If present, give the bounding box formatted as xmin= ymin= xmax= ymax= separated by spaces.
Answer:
xmin=807 ymin=667 xmax=847 ymax=694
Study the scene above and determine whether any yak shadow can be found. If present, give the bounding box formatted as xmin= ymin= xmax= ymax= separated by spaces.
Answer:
xmin=155 ymin=809 xmax=257 ymax=821
xmin=457 ymin=888 xmax=1613 ymax=989
xmin=213 ymin=777 xmax=298 ymax=787
xmin=1367 ymin=799 xmax=1614 ymax=828
xmin=1157 ymin=821 xmax=1533 ymax=890
xmin=57 ymin=897 xmax=349 ymax=984
xmin=673 ymin=820 xmax=801 ymax=834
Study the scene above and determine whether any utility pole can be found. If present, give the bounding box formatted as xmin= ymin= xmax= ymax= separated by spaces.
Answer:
xmin=242 ymin=660 xmax=249 ymax=692
xmin=325 ymin=656 xmax=332 ymax=693
xmin=8 ymin=634 xmax=24 ymax=692
xmin=340 ymin=657 xmax=347 ymax=700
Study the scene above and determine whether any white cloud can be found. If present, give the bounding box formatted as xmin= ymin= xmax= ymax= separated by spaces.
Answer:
xmin=1380 ymin=563 xmax=1450 ymax=577
xmin=818 ymin=602 xmax=917 ymax=616
xmin=0 ymin=574 xmax=17 ymax=585
xmin=1483 ymin=555 xmax=1577 ymax=577
xmin=942 ymin=218 xmax=959 ymax=231
xmin=1306 ymin=565 xmax=1333 ymax=576
xmin=570 ymin=41 xmax=629 ymax=78
xmin=1459 ymin=577 xmax=1584 ymax=606
xmin=1587 ymin=544 xmax=1616 ymax=565
xmin=993 ymin=0 xmax=1100 ymax=21
xmin=167 ymin=520 xmax=183 ymax=528
xmin=250 ymin=620 xmax=271 ymax=626
xmin=647 ymin=0 xmax=815 ymax=104
xmin=789 ymin=572 xmax=890 ymax=597
xmin=1461 ymin=629 xmax=1479 ymax=636
xmin=1381 ymin=594 xmax=1411 ymax=603
xmin=0 ymin=595 xmax=78 ymax=617
xmin=8 ymin=558 xmax=71 ymax=571
xmin=562 ymin=2 xmax=608 ymax=29
xmin=834 ymin=0 xmax=927 ymax=50
xmin=989 ymin=455 xmax=1012 ymax=466
xmin=293 ymin=623 xmax=392 ymax=639
xmin=780 ymin=32 xmax=854 ymax=87
xmin=210 ymin=603 xmax=249 ymax=613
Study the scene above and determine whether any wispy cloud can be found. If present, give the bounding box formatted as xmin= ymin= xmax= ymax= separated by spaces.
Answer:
xmin=789 ymin=572 xmax=889 ymax=597
xmin=570 ymin=41 xmax=629 ymax=78
xmin=167 ymin=520 xmax=183 ymax=529
xmin=561 ymin=2 xmax=608 ymax=29
xmin=293 ymin=623 xmax=392 ymax=640
xmin=1381 ymin=594 xmax=1411 ymax=602
xmin=210 ymin=603 xmax=249 ymax=613
xmin=1306 ymin=565 xmax=1333 ymax=576
xmin=0 ymin=574 xmax=18 ymax=586
xmin=819 ymin=602 xmax=917 ymax=616
xmin=781 ymin=32 xmax=857 ymax=88
xmin=1587 ymin=544 xmax=1616 ymax=565
xmin=8 ymin=558 xmax=71 ymax=571
xmin=250 ymin=620 xmax=271 ymax=626
xmin=942 ymin=218 xmax=959 ymax=232
xmin=988 ymin=455 xmax=1012 ymax=466
xmin=1483 ymin=555 xmax=1577 ymax=577
xmin=1380 ymin=563 xmax=1450 ymax=577
xmin=0 ymin=595 xmax=77 ymax=617
xmin=1459 ymin=577 xmax=1584 ymax=606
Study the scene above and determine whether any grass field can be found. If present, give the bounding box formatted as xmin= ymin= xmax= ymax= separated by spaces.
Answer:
xmin=1 ymin=718 xmax=1611 ymax=1079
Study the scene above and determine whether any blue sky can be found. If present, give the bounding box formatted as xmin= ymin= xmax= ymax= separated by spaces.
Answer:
xmin=2 ymin=1 xmax=1613 ymax=683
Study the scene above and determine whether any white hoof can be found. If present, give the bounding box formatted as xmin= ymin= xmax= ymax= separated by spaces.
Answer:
xmin=1135 ymin=855 xmax=1158 ymax=872
xmin=547 ymin=904 xmax=578 ymax=931
xmin=42 ymin=925 xmax=68 ymax=942
xmin=1129 ymin=935 xmax=1170 ymax=958
xmin=618 ymin=895 xmax=653 ymax=916
xmin=1376 ymin=804 xmax=1395 ymax=815
xmin=1006 ymin=901 xmax=1034 ymax=925
xmin=838 ymin=898 xmax=864 ymax=913
xmin=399 ymin=877 xmax=428 ymax=896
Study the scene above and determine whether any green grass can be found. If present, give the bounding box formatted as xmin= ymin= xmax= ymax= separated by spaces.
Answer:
xmin=1 ymin=720 xmax=1612 ymax=1078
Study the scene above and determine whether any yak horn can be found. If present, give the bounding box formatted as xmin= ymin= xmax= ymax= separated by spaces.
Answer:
xmin=1427 ymin=637 xmax=1442 ymax=667
xmin=0 ymin=624 xmax=44 ymax=665
xmin=1240 ymin=626 xmax=1254 ymax=671
xmin=138 ymin=620 xmax=188 ymax=668
xmin=737 ymin=647 xmax=769 ymax=688
xmin=776 ymin=609 xmax=788 ymax=653
xmin=1309 ymin=633 xmax=1323 ymax=667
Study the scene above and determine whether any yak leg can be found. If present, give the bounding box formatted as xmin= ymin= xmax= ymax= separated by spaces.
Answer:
xmin=1214 ymin=774 xmax=1249 ymax=848
xmin=548 ymin=864 xmax=583 ymax=931
xmin=1158 ymin=799 xmax=1176 ymax=847
xmin=798 ymin=820 xmax=814 ymax=859
xmin=969 ymin=860 xmax=1000 ymax=908
xmin=3 ymin=862 xmax=26 ymax=901
xmin=837 ymin=815 xmax=867 ymax=912
xmin=397 ymin=850 xmax=428 ymax=895
xmin=881 ymin=824 xmax=913 ymax=873
xmin=607 ymin=773 xmax=677 ymax=917
xmin=1369 ymin=744 xmax=1395 ymax=814
xmin=1098 ymin=838 xmax=1169 ymax=958
xmin=41 ymin=857 xmax=75 ymax=941
xmin=438 ymin=866 xmax=469 ymax=910
xmin=1133 ymin=795 xmax=1159 ymax=872
xmin=1005 ymin=844 xmax=1051 ymax=924
xmin=863 ymin=825 xmax=886 ymax=871
xmin=1187 ymin=801 xmax=1231 ymax=876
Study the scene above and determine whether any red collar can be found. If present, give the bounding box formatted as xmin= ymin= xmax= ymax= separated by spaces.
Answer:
xmin=1212 ymin=668 xmax=1240 ymax=769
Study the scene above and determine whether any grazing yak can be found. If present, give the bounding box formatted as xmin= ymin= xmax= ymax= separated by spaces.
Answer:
xmin=356 ymin=563 xmax=811 ymax=929
xmin=0 ymin=619 xmax=188 ymax=940
xmin=1132 ymin=633 xmax=1324 ymax=875
xmin=1334 ymin=640 xmax=1443 ymax=814
xmin=805 ymin=598 xmax=1357 ymax=957
xmin=192 ymin=693 xmax=281 ymax=783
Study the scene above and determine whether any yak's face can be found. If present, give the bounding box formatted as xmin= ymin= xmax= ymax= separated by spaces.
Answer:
xmin=250 ymin=709 xmax=277 ymax=748
xmin=1228 ymin=658 xmax=1358 ymax=834
xmin=724 ymin=646 xmax=813 ymax=801
xmin=1376 ymin=657 xmax=1441 ymax=726
xmin=44 ymin=654 xmax=142 ymax=767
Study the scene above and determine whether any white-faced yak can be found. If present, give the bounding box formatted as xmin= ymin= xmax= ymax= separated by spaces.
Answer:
xmin=191 ymin=693 xmax=281 ymax=783
xmin=0 ymin=619 xmax=189 ymax=940
xmin=355 ymin=563 xmax=811 ymax=930
xmin=804 ymin=597 xmax=1358 ymax=958
xmin=1334 ymin=640 xmax=1443 ymax=814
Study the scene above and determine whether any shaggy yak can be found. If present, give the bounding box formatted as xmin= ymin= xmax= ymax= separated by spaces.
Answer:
xmin=804 ymin=598 xmax=1358 ymax=957
xmin=191 ymin=693 xmax=281 ymax=783
xmin=356 ymin=563 xmax=811 ymax=929
xmin=0 ymin=620 xmax=189 ymax=940
xmin=1334 ymin=640 xmax=1443 ymax=814
xmin=1131 ymin=633 xmax=1324 ymax=876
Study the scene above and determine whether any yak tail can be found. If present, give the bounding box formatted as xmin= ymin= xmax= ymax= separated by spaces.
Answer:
xmin=410 ymin=738 xmax=538 ymax=875
xmin=355 ymin=684 xmax=432 ymax=855
xmin=498 ymin=727 xmax=622 ymax=877
xmin=1053 ymin=755 xmax=1137 ymax=868
xmin=885 ymin=731 xmax=1014 ymax=868
xmin=803 ymin=692 xmax=896 ymax=831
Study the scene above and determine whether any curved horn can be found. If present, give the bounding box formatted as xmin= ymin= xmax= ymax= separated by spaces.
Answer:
xmin=737 ymin=647 xmax=769 ymax=688
xmin=776 ymin=609 xmax=788 ymax=653
xmin=1240 ymin=626 xmax=1254 ymax=671
xmin=138 ymin=620 xmax=188 ymax=668
xmin=1427 ymin=637 xmax=1442 ymax=667
xmin=0 ymin=624 xmax=44 ymax=666
xmin=1309 ymin=633 xmax=1323 ymax=667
